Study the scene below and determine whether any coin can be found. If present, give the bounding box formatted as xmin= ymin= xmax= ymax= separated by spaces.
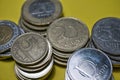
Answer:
xmin=0 ymin=20 xmax=20 ymax=53
xmin=22 ymin=0 xmax=62 ymax=25
xmin=22 ymin=17 xmax=49 ymax=31
xmin=111 ymin=59 xmax=120 ymax=67
xmin=53 ymin=48 xmax=71 ymax=59
xmin=11 ymin=32 xmax=48 ymax=65
xmin=18 ymin=27 xmax=25 ymax=34
xmin=92 ymin=17 xmax=120 ymax=55
xmin=54 ymin=58 xmax=67 ymax=66
xmin=16 ymin=59 xmax=53 ymax=79
xmin=19 ymin=19 xmax=47 ymax=36
xmin=67 ymin=48 xmax=112 ymax=80
xmin=22 ymin=39 xmax=52 ymax=68
xmin=53 ymin=54 xmax=68 ymax=62
xmin=47 ymin=17 xmax=89 ymax=52
xmin=0 ymin=51 xmax=11 ymax=60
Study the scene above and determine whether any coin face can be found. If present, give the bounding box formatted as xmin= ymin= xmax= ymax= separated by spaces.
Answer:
xmin=22 ymin=0 xmax=62 ymax=25
xmin=67 ymin=48 xmax=112 ymax=80
xmin=47 ymin=17 xmax=89 ymax=52
xmin=92 ymin=17 xmax=120 ymax=55
xmin=11 ymin=33 xmax=48 ymax=65
xmin=0 ymin=20 xmax=20 ymax=53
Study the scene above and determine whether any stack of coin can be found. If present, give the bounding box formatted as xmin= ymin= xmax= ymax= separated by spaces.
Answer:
xmin=47 ymin=17 xmax=89 ymax=66
xmin=0 ymin=20 xmax=24 ymax=60
xmin=19 ymin=0 xmax=63 ymax=37
xmin=11 ymin=33 xmax=53 ymax=80
xmin=88 ymin=17 xmax=120 ymax=67
xmin=65 ymin=48 xmax=113 ymax=80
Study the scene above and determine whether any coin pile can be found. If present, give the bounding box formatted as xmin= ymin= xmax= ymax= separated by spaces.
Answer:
xmin=88 ymin=17 xmax=120 ymax=67
xmin=0 ymin=20 xmax=24 ymax=60
xmin=47 ymin=17 xmax=89 ymax=66
xmin=65 ymin=48 xmax=113 ymax=80
xmin=19 ymin=0 xmax=63 ymax=37
xmin=11 ymin=33 xmax=53 ymax=80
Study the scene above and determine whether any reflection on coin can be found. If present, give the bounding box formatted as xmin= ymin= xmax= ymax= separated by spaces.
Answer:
xmin=16 ymin=59 xmax=53 ymax=79
xmin=11 ymin=33 xmax=48 ymax=65
xmin=92 ymin=17 xmax=120 ymax=55
xmin=0 ymin=20 xmax=20 ymax=53
xmin=47 ymin=17 xmax=89 ymax=52
xmin=67 ymin=48 xmax=112 ymax=80
xmin=22 ymin=0 xmax=62 ymax=25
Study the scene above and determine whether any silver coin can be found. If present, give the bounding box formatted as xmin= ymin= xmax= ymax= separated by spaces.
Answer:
xmin=19 ymin=19 xmax=47 ymax=36
xmin=0 ymin=20 xmax=20 ymax=53
xmin=22 ymin=17 xmax=49 ymax=31
xmin=87 ymin=39 xmax=96 ymax=48
xmin=54 ymin=57 xmax=67 ymax=66
xmin=16 ymin=59 xmax=53 ymax=79
xmin=53 ymin=54 xmax=68 ymax=62
xmin=23 ymin=39 xmax=52 ymax=68
xmin=65 ymin=71 xmax=71 ymax=80
xmin=47 ymin=17 xmax=89 ymax=52
xmin=53 ymin=48 xmax=71 ymax=59
xmin=92 ymin=17 xmax=120 ymax=55
xmin=107 ymin=54 xmax=120 ymax=61
xmin=19 ymin=27 xmax=25 ymax=35
xmin=67 ymin=48 xmax=112 ymax=80
xmin=110 ymin=75 xmax=114 ymax=80
xmin=0 ymin=51 xmax=11 ymax=60
xmin=11 ymin=32 xmax=48 ymax=65
xmin=111 ymin=59 xmax=120 ymax=67
xmin=22 ymin=0 xmax=62 ymax=25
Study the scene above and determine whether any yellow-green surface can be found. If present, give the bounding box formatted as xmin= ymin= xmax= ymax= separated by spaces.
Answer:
xmin=0 ymin=0 xmax=120 ymax=80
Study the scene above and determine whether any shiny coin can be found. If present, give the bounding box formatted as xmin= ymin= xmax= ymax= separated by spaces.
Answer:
xmin=67 ymin=48 xmax=112 ymax=80
xmin=16 ymin=59 xmax=53 ymax=79
xmin=22 ymin=0 xmax=62 ymax=25
xmin=11 ymin=32 xmax=48 ymax=65
xmin=92 ymin=17 xmax=120 ymax=55
xmin=0 ymin=20 xmax=20 ymax=53
xmin=47 ymin=17 xmax=89 ymax=52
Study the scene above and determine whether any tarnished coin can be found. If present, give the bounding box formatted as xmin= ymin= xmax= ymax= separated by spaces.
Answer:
xmin=22 ymin=0 xmax=62 ymax=25
xmin=19 ymin=19 xmax=47 ymax=36
xmin=92 ymin=17 xmax=120 ymax=55
xmin=0 ymin=20 xmax=20 ymax=53
xmin=22 ymin=17 xmax=49 ymax=30
xmin=67 ymin=48 xmax=112 ymax=80
xmin=11 ymin=33 xmax=48 ymax=65
xmin=53 ymin=48 xmax=71 ymax=59
xmin=16 ymin=59 xmax=53 ymax=79
xmin=47 ymin=17 xmax=89 ymax=52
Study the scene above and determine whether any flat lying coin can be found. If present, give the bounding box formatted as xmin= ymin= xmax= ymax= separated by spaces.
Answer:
xmin=47 ymin=17 xmax=89 ymax=52
xmin=22 ymin=0 xmax=62 ymax=25
xmin=92 ymin=17 xmax=120 ymax=55
xmin=16 ymin=59 xmax=53 ymax=79
xmin=11 ymin=33 xmax=48 ymax=65
xmin=0 ymin=20 xmax=20 ymax=53
xmin=67 ymin=48 xmax=112 ymax=80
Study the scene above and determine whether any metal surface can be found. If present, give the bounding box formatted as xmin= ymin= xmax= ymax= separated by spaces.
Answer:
xmin=67 ymin=48 xmax=112 ymax=80
xmin=47 ymin=17 xmax=89 ymax=52
xmin=22 ymin=0 xmax=62 ymax=25
xmin=11 ymin=33 xmax=48 ymax=65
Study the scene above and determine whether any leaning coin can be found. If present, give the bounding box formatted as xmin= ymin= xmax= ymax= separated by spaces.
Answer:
xmin=11 ymin=32 xmax=48 ymax=65
xmin=0 ymin=20 xmax=20 ymax=53
xmin=67 ymin=48 xmax=112 ymax=80
xmin=16 ymin=59 xmax=53 ymax=79
xmin=92 ymin=17 xmax=120 ymax=55
xmin=47 ymin=17 xmax=89 ymax=52
xmin=22 ymin=0 xmax=62 ymax=25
